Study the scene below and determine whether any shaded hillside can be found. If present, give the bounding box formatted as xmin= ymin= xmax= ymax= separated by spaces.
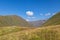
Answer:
xmin=29 ymin=20 xmax=46 ymax=27
xmin=0 ymin=15 xmax=30 ymax=27
xmin=43 ymin=12 xmax=60 ymax=26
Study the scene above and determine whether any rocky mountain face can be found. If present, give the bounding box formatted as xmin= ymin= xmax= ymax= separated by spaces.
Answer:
xmin=29 ymin=20 xmax=46 ymax=27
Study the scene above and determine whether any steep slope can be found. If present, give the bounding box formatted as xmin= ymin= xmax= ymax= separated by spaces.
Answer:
xmin=0 ymin=15 xmax=30 ymax=27
xmin=43 ymin=12 xmax=60 ymax=26
xmin=29 ymin=20 xmax=46 ymax=27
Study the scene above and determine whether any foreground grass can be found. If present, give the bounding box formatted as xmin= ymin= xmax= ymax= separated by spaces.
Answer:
xmin=0 ymin=25 xmax=60 ymax=40
xmin=0 ymin=26 xmax=34 ymax=36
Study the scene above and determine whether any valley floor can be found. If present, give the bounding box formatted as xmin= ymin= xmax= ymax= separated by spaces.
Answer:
xmin=0 ymin=25 xmax=60 ymax=40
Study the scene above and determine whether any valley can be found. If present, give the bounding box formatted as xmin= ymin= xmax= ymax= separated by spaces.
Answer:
xmin=0 ymin=12 xmax=60 ymax=40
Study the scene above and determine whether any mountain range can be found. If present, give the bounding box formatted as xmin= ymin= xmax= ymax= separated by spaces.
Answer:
xmin=0 ymin=12 xmax=60 ymax=27
xmin=29 ymin=20 xmax=46 ymax=27
xmin=0 ymin=12 xmax=60 ymax=40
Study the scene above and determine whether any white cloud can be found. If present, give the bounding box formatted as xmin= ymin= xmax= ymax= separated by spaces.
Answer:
xmin=45 ymin=13 xmax=51 ymax=16
xmin=26 ymin=19 xmax=29 ymax=21
xmin=52 ymin=12 xmax=56 ymax=15
xmin=26 ymin=11 xmax=34 ymax=16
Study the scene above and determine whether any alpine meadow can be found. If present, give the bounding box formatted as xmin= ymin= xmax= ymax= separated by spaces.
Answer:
xmin=0 ymin=0 xmax=60 ymax=40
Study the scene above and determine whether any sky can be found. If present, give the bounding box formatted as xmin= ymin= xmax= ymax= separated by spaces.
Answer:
xmin=0 ymin=0 xmax=60 ymax=21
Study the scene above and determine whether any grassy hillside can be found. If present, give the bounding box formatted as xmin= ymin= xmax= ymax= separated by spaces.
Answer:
xmin=0 ymin=15 xmax=30 ymax=27
xmin=0 ymin=12 xmax=60 ymax=40
xmin=43 ymin=12 xmax=60 ymax=26
xmin=0 ymin=25 xmax=60 ymax=40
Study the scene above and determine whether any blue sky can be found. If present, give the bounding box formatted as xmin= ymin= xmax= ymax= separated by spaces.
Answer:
xmin=0 ymin=0 xmax=60 ymax=21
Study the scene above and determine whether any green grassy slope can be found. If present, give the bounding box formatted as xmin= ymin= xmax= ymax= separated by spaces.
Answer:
xmin=0 ymin=15 xmax=30 ymax=27
xmin=0 ymin=26 xmax=34 ymax=36
xmin=43 ymin=12 xmax=60 ymax=26
xmin=0 ymin=25 xmax=60 ymax=40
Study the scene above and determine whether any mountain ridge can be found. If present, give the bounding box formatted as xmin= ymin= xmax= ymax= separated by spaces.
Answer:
xmin=43 ymin=12 xmax=60 ymax=26
xmin=0 ymin=15 xmax=31 ymax=27
xmin=29 ymin=20 xmax=46 ymax=27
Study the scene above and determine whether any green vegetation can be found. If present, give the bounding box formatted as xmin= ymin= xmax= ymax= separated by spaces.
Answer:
xmin=0 ymin=25 xmax=60 ymax=40
xmin=43 ymin=12 xmax=60 ymax=26
xmin=0 ymin=15 xmax=30 ymax=27
xmin=0 ymin=27 xmax=26 ymax=36
xmin=0 ymin=12 xmax=60 ymax=40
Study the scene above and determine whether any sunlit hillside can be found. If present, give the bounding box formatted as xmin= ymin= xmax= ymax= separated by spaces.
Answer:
xmin=0 ymin=12 xmax=60 ymax=40
xmin=0 ymin=25 xmax=60 ymax=40
xmin=0 ymin=15 xmax=31 ymax=27
xmin=43 ymin=12 xmax=60 ymax=26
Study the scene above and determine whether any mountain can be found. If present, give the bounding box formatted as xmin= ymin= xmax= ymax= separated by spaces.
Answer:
xmin=29 ymin=20 xmax=46 ymax=27
xmin=43 ymin=12 xmax=60 ymax=26
xmin=0 ymin=15 xmax=30 ymax=27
